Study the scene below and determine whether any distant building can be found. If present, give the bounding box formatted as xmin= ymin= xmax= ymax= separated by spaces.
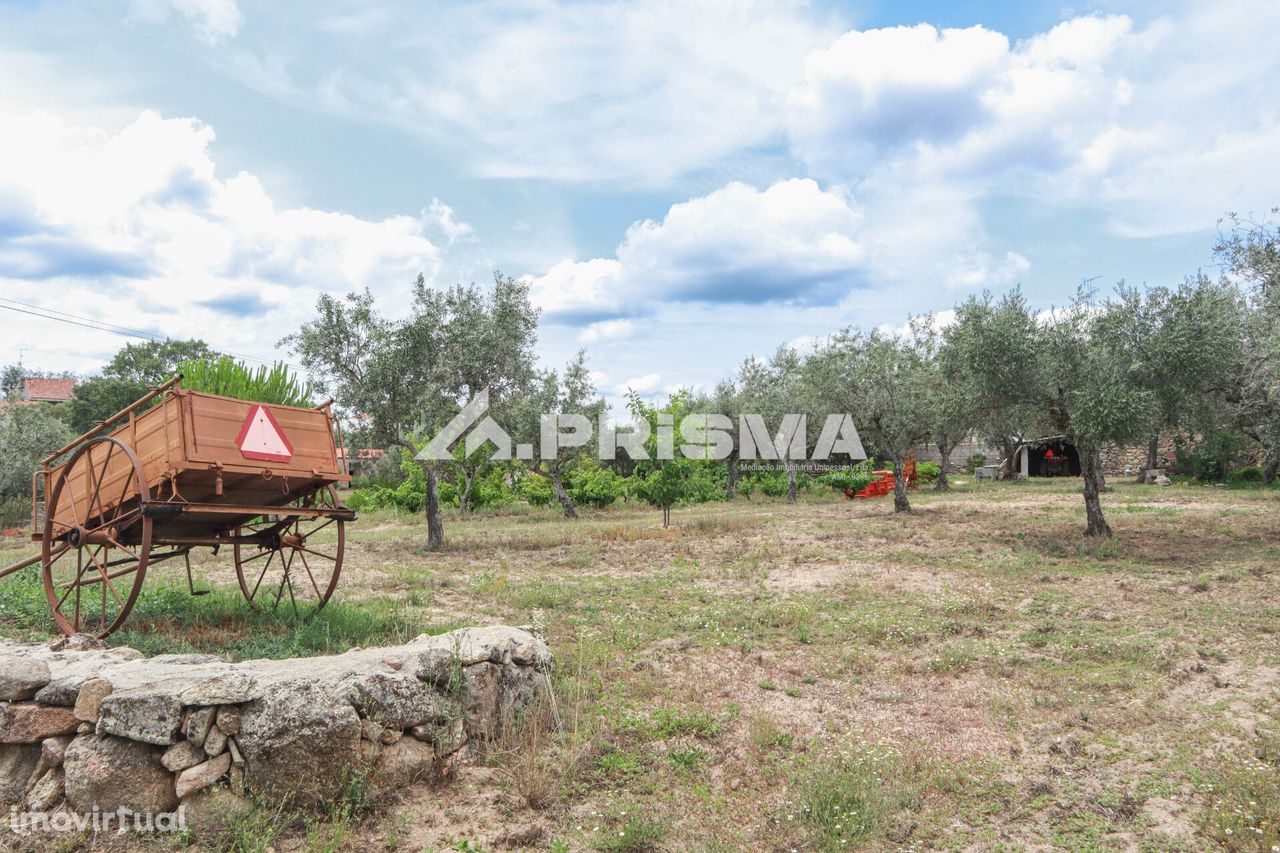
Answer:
xmin=21 ymin=377 xmax=76 ymax=403
xmin=337 ymin=446 xmax=387 ymax=476
xmin=0 ymin=376 xmax=76 ymax=412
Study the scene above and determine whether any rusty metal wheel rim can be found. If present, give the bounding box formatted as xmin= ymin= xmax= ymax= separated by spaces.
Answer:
xmin=233 ymin=485 xmax=344 ymax=616
xmin=42 ymin=436 xmax=152 ymax=639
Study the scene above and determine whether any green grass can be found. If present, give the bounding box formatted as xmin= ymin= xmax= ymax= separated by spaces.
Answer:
xmin=0 ymin=565 xmax=455 ymax=660
xmin=648 ymin=708 xmax=722 ymax=741
xmin=2 ymin=479 xmax=1276 ymax=850
xmin=792 ymin=743 xmax=914 ymax=850
xmin=593 ymin=813 xmax=669 ymax=853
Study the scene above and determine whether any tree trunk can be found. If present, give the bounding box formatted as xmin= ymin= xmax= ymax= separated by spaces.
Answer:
xmin=1146 ymin=434 xmax=1158 ymax=473
xmin=726 ymin=457 xmax=739 ymax=499
xmin=1080 ymin=447 xmax=1112 ymax=537
xmin=999 ymin=437 xmax=1019 ymax=480
xmin=550 ymin=469 xmax=578 ymax=519
xmin=934 ymin=444 xmax=951 ymax=491
xmin=458 ymin=470 xmax=475 ymax=513
xmin=662 ymin=504 xmax=671 ymax=527
xmin=785 ymin=464 xmax=798 ymax=503
xmin=891 ymin=454 xmax=911 ymax=513
xmin=1262 ymin=455 xmax=1279 ymax=486
xmin=423 ymin=464 xmax=445 ymax=550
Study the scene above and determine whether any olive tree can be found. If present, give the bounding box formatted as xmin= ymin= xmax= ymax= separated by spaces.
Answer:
xmin=708 ymin=378 xmax=745 ymax=498
xmin=509 ymin=351 xmax=605 ymax=518
xmin=286 ymin=272 xmax=539 ymax=550
xmin=1215 ymin=211 xmax=1280 ymax=483
xmin=955 ymin=289 xmax=1156 ymax=536
xmin=1099 ymin=279 xmax=1245 ymax=474
xmin=0 ymin=405 xmax=74 ymax=500
xmin=737 ymin=347 xmax=812 ymax=503
xmin=916 ymin=317 xmax=979 ymax=491
xmin=807 ymin=328 xmax=932 ymax=513
xmin=430 ymin=277 xmax=539 ymax=513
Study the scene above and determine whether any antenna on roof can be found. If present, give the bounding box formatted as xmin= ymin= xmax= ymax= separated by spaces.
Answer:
xmin=1079 ymin=275 xmax=1104 ymax=305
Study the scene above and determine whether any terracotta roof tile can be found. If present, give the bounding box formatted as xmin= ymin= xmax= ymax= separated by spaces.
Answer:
xmin=22 ymin=377 xmax=76 ymax=402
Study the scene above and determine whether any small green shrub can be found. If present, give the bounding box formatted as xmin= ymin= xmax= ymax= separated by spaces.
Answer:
xmin=517 ymin=472 xmax=555 ymax=506
xmin=1229 ymin=465 xmax=1263 ymax=484
xmin=178 ymin=357 xmax=313 ymax=407
xmin=757 ymin=472 xmax=789 ymax=497
xmin=966 ymin=454 xmax=987 ymax=473
xmin=567 ymin=464 xmax=624 ymax=508
xmin=795 ymin=744 xmax=912 ymax=850
xmin=667 ymin=746 xmax=706 ymax=772
xmin=820 ymin=464 xmax=873 ymax=495
xmin=1176 ymin=430 xmax=1249 ymax=482
xmin=596 ymin=747 xmax=644 ymax=777
xmin=0 ymin=495 xmax=32 ymax=529
xmin=915 ymin=460 xmax=941 ymax=482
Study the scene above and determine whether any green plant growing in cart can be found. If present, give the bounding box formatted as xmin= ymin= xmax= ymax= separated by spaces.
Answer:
xmin=178 ymin=357 xmax=314 ymax=407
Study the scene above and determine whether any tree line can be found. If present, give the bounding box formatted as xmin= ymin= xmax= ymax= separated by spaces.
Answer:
xmin=283 ymin=213 xmax=1278 ymax=545
xmin=3 ymin=212 xmax=1276 ymax=542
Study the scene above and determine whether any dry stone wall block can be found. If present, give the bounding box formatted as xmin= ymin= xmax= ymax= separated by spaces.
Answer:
xmin=63 ymin=734 xmax=178 ymax=814
xmin=0 ymin=743 xmax=42 ymax=804
xmin=98 ymin=687 xmax=184 ymax=745
xmin=0 ymin=703 xmax=79 ymax=743
xmin=237 ymin=681 xmax=362 ymax=809
xmin=0 ymin=656 xmax=51 ymax=701
xmin=175 ymin=752 xmax=232 ymax=799
xmin=73 ymin=678 xmax=113 ymax=722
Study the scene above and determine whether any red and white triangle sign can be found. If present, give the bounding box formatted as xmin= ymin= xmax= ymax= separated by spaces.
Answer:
xmin=235 ymin=404 xmax=294 ymax=463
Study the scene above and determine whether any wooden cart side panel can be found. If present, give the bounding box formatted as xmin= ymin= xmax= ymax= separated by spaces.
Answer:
xmin=181 ymin=392 xmax=342 ymax=477
xmin=134 ymin=395 xmax=185 ymax=492
xmin=45 ymin=396 xmax=180 ymax=531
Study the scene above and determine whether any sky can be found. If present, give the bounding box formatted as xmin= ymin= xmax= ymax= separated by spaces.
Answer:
xmin=2 ymin=0 xmax=1278 ymax=411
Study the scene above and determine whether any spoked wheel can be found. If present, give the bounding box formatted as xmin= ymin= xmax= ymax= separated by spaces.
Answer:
xmin=42 ymin=436 xmax=152 ymax=638
xmin=233 ymin=486 xmax=345 ymax=615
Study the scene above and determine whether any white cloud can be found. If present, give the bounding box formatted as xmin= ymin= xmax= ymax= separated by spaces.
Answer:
xmin=787 ymin=7 xmax=1280 ymax=236
xmin=529 ymin=177 xmax=1027 ymax=321
xmin=528 ymin=258 xmax=625 ymax=322
xmin=787 ymin=16 xmax=1134 ymax=182
xmin=212 ymin=0 xmax=831 ymax=186
xmin=785 ymin=334 xmax=820 ymax=353
xmin=101 ymin=1 xmax=1280 ymax=238
xmin=425 ymin=198 xmax=476 ymax=245
xmin=578 ymin=319 xmax=636 ymax=344
xmin=617 ymin=373 xmax=661 ymax=395
xmin=530 ymin=179 xmax=872 ymax=317
xmin=130 ymin=0 xmax=244 ymax=42
xmin=0 ymin=109 xmax=445 ymax=370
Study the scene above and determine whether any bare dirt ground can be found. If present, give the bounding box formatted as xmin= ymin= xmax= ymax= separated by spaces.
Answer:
xmin=2 ymin=478 xmax=1277 ymax=851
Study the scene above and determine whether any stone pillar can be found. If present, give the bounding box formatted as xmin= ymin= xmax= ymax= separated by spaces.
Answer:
xmin=1017 ymin=445 xmax=1030 ymax=479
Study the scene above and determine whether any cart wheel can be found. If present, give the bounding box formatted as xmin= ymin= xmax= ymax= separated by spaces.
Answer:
xmin=233 ymin=486 xmax=345 ymax=615
xmin=42 ymin=436 xmax=152 ymax=639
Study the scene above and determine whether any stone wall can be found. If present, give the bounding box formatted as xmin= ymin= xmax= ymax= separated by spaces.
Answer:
xmin=0 ymin=626 xmax=551 ymax=820
xmin=915 ymin=436 xmax=1002 ymax=471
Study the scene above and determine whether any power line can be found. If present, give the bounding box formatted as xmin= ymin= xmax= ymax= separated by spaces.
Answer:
xmin=0 ymin=297 xmax=173 ymax=342
xmin=0 ymin=297 xmax=300 ymax=370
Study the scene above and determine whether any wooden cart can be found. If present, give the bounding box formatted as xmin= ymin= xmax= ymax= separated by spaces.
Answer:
xmin=0 ymin=375 xmax=355 ymax=638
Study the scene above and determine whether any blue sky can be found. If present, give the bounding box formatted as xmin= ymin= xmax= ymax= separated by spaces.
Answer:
xmin=2 ymin=0 xmax=1277 ymax=408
